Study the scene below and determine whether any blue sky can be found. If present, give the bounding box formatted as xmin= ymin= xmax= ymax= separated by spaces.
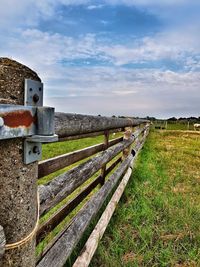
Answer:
xmin=0 ymin=0 xmax=200 ymax=118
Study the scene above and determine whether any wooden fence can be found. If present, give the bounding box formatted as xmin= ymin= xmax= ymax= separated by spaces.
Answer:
xmin=0 ymin=58 xmax=150 ymax=267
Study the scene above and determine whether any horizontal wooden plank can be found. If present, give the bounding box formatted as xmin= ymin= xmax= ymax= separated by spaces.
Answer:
xmin=55 ymin=113 xmax=148 ymax=138
xmin=38 ymin=137 xmax=123 ymax=179
xmin=36 ymin=156 xmax=121 ymax=246
xmin=58 ymin=128 xmax=122 ymax=142
xmin=36 ymin=175 xmax=102 ymax=245
xmin=36 ymin=155 xmax=133 ymax=267
xmin=39 ymin=136 xmax=136 ymax=216
xmin=38 ymin=144 xmax=103 ymax=179
xmin=108 ymin=136 xmax=123 ymax=147
xmin=105 ymin=157 xmax=122 ymax=175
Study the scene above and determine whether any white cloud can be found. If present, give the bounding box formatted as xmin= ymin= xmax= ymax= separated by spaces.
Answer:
xmin=1 ymin=27 xmax=199 ymax=117
xmin=0 ymin=0 xmax=90 ymax=29
xmin=87 ymin=4 xmax=104 ymax=10
xmin=101 ymin=28 xmax=200 ymax=67
xmin=104 ymin=0 xmax=197 ymax=7
xmin=5 ymin=26 xmax=199 ymax=72
xmin=0 ymin=1 xmax=199 ymax=117
xmin=1 ymin=29 xmax=106 ymax=69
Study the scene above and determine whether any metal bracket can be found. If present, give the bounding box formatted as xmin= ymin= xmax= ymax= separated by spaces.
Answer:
xmin=0 ymin=79 xmax=57 ymax=164
xmin=24 ymin=141 xmax=42 ymax=164
xmin=24 ymin=135 xmax=58 ymax=164
xmin=24 ymin=79 xmax=43 ymax=106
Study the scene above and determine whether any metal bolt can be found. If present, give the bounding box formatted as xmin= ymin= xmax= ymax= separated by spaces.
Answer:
xmin=33 ymin=94 xmax=39 ymax=103
xmin=33 ymin=146 xmax=40 ymax=155
xmin=0 ymin=117 xmax=4 ymax=127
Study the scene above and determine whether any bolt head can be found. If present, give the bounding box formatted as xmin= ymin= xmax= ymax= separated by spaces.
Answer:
xmin=33 ymin=94 xmax=40 ymax=103
xmin=0 ymin=117 xmax=4 ymax=127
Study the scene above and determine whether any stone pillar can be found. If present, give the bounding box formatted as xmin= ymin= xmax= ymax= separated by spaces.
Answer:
xmin=0 ymin=58 xmax=40 ymax=267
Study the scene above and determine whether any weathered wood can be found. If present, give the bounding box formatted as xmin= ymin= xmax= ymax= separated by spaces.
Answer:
xmin=38 ymin=137 xmax=123 ymax=179
xmin=58 ymin=128 xmax=122 ymax=142
xmin=0 ymin=225 xmax=6 ymax=259
xmin=36 ymin=160 xmax=121 ymax=263
xmin=72 ymin=126 xmax=150 ymax=267
xmin=36 ymin=156 xmax=121 ymax=246
xmin=55 ymin=112 xmax=147 ymax=138
xmin=36 ymin=155 xmax=132 ymax=267
xmin=122 ymin=126 xmax=133 ymax=160
xmin=37 ymin=129 xmax=148 ymax=265
xmin=73 ymin=167 xmax=133 ymax=267
xmin=108 ymin=136 xmax=123 ymax=146
xmin=36 ymin=175 xmax=102 ymax=245
xmin=38 ymin=144 xmax=103 ymax=179
xmin=0 ymin=58 xmax=39 ymax=267
xmin=39 ymin=135 xmax=136 ymax=216
xmin=105 ymin=157 xmax=122 ymax=176
xmin=100 ymin=131 xmax=109 ymax=185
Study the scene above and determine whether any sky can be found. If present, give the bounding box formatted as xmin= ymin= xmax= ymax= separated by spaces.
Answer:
xmin=0 ymin=0 xmax=200 ymax=118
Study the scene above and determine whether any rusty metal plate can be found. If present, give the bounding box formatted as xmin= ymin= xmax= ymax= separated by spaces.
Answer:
xmin=0 ymin=104 xmax=37 ymax=140
xmin=0 ymin=105 xmax=56 ymax=140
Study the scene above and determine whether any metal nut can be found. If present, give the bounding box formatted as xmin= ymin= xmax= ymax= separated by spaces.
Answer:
xmin=33 ymin=146 xmax=40 ymax=155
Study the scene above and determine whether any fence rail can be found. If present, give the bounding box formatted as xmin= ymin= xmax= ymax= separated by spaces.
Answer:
xmin=54 ymin=112 xmax=147 ymax=138
xmin=38 ymin=136 xmax=123 ymax=178
xmin=0 ymin=58 xmax=150 ymax=267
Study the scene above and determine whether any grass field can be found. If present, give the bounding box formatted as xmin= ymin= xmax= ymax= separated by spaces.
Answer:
xmin=90 ymin=130 xmax=200 ymax=267
xmin=154 ymin=122 xmax=199 ymax=131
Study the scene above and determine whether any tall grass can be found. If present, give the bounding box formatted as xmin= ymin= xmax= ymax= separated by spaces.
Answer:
xmin=90 ymin=130 xmax=200 ymax=266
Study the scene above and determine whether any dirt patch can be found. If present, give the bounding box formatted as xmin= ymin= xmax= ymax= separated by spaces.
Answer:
xmin=122 ymin=251 xmax=143 ymax=264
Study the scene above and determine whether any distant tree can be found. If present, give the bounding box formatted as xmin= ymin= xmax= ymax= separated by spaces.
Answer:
xmin=167 ymin=117 xmax=177 ymax=121
xmin=118 ymin=115 xmax=125 ymax=118
xmin=178 ymin=117 xmax=187 ymax=121
xmin=188 ymin=116 xmax=198 ymax=122
xmin=145 ymin=116 xmax=156 ymax=121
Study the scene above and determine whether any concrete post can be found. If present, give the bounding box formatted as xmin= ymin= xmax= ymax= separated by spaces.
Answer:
xmin=0 ymin=58 xmax=40 ymax=267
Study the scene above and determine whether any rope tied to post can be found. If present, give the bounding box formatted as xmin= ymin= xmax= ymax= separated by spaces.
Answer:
xmin=5 ymin=191 xmax=40 ymax=250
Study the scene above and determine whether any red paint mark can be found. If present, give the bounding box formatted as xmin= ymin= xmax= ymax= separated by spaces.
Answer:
xmin=3 ymin=110 xmax=36 ymax=128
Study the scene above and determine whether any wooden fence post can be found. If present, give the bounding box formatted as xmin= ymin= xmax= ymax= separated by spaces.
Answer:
xmin=187 ymin=121 xmax=190 ymax=130
xmin=0 ymin=58 xmax=40 ymax=267
xmin=122 ymin=126 xmax=132 ymax=160
xmin=100 ymin=130 xmax=109 ymax=185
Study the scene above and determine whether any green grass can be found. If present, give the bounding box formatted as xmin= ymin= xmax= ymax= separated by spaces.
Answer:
xmin=90 ymin=130 xmax=200 ymax=267
xmin=39 ymin=132 xmax=122 ymax=185
xmin=154 ymin=122 xmax=199 ymax=131
xmin=36 ymin=132 xmax=123 ymax=258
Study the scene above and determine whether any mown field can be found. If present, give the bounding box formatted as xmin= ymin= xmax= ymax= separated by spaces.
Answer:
xmin=90 ymin=130 xmax=200 ymax=267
